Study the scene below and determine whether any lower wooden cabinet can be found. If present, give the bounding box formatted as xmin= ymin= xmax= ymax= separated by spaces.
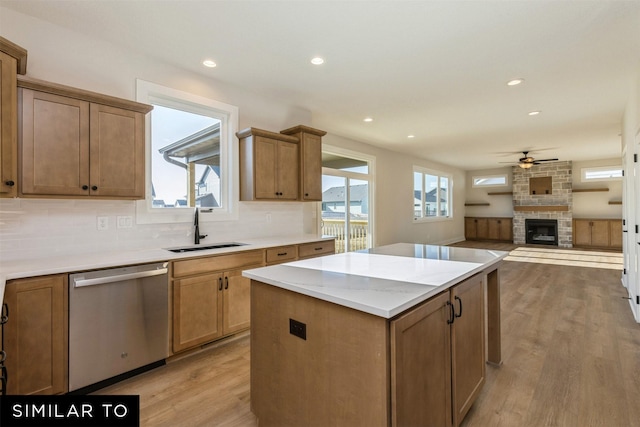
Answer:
xmin=465 ymin=217 xmax=512 ymax=242
xmin=3 ymin=274 xmax=68 ymax=395
xmin=573 ymin=218 xmax=622 ymax=249
xmin=391 ymin=273 xmax=485 ymax=427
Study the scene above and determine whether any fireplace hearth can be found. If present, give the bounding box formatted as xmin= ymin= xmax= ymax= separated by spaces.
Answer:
xmin=526 ymin=219 xmax=558 ymax=246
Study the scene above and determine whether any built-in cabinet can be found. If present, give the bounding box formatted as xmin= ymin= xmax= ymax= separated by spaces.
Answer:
xmin=391 ymin=273 xmax=485 ymax=427
xmin=18 ymin=77 xmax=152 ymax=199
xmin=237 ymin=125 xmax=325 ymax=202
xmin=465 ymin=217 xmax=513 ymax=242
xmin=573 ymin=218 xmax=622 ymax=249
xmin=171 ymin=250 xmax=264 ymax=353
xmin=3 ymin=274 xmax=68 ymax=395
xmin=0 ymin=37 xmax=27 ymax=198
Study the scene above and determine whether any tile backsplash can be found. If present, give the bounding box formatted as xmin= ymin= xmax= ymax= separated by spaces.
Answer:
xmin=0 ymin=198 xmax=306 ymax=261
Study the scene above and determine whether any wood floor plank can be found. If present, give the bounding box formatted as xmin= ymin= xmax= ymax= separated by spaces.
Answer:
xmin=95 ymin=242 xmax=639 ymax=427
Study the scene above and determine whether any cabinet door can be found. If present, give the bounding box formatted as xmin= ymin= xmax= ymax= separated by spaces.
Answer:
xmin=487 ymin=219 xmax=500 ymax=240
xmin=609 ymin=220 xmax=623 ymax=248
xmin=254 ymin=136 xmax=278 ymax=199
xmin=0 ymin=50 xmax=17 ymax=197
xmin=300 ymin=133 xmax=322 ymax=200
xmin=173 ymin=273 xmax=223 ymax=353
xmin=20 ymin=89 xmax=90 ymax=196
xmin=590 ymin=220 xmax=610 ymax=247
xmin=390 ymin=291 xmax=451 ymax=427
xmin=276 ymin=140 xmax=299 ymax=200
xmin=451 ymin=274 xmax=485 ymax=427
xmin=4 ymin=275 xmax=68 ymax=395
xmin=89 ymin=104 xmax=144 ymax=198
xmin=475 ymin=218 xmax=489 ymax=240
xmin=573 ymin=219 xmax=592 ymax=246
xmin=499 ymin=218 xmax=513 ymax=241
xmin=222 ymin=268 xmax=255 ymax=335
xmin=464 ymin=217 xmax=478 ymax=239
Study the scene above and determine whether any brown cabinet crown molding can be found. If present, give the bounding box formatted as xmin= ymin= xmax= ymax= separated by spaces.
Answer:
xmin=0 ymin=36 xmax=27 ymax=74
xmin=17 ymin=75 xmax=152 ymax=114
xmin=236 ymin=127 xmax=298 ymax=143
xmin=280 ymin=124 xmax=327 ymax=137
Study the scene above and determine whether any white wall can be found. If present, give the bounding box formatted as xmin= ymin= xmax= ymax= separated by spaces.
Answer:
xmin=464 ymin=167 xmax=514 ymax=218
xmin=321 ymin=134 xmax=466 ymax=247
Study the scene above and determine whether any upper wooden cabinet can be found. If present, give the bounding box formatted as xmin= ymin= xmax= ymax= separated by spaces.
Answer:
xmin=18 ymin=76 xmax=152 ymax=199
xmin=280 ymin=125 xmax=327 ymax=201
xmin=0 ymin=37 xmax=27 ymax=198
xmin=237 ymin=125 xmax=325 ymax=202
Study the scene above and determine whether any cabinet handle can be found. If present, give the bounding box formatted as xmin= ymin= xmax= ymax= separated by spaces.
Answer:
xmin=305 ymin=193 xmax=309 ymax=197
xmin=4 ymin=180 xmax=14 ymax=187
xmin=82 ymin=185 xmax=89 ymax=190
xmin=224 ymin=276 xmax=229 ymax=290
xmin=91 ymin=186 xmax=98 ymax=191
xmin=277 ymin=252 xmax=288 ymax=256
xmin=446 ymin=301 xmax=455 ymax=324
xmin=314 ymin=247 xmax=323 ymax=251
xmin=218 ymin=277 xmax=223 ymax=291
xmin=454 ymin=296 xmax=463 ymax=318
xmin=1 ymin=303 xmax=8 ymax=324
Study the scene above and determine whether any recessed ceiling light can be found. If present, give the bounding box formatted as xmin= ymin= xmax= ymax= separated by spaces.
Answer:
xmin=203 ymin=60 xmax=217 ymax=68
xmin=407 ymin=135 xmax=415 ymax=138
xmin=507 ymin=78 xmax=524 ymax=86
xmin=311 ymin=57 xmax=324 ymax=65
xmin=363 ymin=117 xmax=373 ymax=122
xmin=528 ymin=111 xmax=541 ymax=116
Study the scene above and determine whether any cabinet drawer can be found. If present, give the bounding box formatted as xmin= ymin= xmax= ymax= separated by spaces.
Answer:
xmin=298 ymin=240 xmax=335 ymax=259
xmin=266 ymin=245 xmax=297 ymax=264
xmin=172 ymin=250 xmax=264 ymax=278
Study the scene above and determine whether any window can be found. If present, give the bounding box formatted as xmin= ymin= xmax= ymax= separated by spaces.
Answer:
xmin=472 ymin=174 xmax=508 ymax=187
xmin=581 ymin=166 xmax=623 ymax=182
xmin=414 ymin=167 xmax=451 ymax=220
xmin=135 ymin=80 xmax=239 ymax=223
xmin=321 ymin=148 xmax=375 ymax=253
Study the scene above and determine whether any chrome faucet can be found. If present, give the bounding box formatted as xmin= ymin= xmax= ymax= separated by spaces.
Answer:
xmin=194 ymin=208 xmax=208 ymax=244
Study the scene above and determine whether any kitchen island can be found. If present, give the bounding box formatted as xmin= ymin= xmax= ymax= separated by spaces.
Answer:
xmin=243 ymin=243 xmax=506 ymax=427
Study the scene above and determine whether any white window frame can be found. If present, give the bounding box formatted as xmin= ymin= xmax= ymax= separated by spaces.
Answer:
xmin=472 ymin=174 xmax=509 ymax=187
xmin=581 ymin=165 xmax=623 ymax=182
xmin=319 ymin=145 xmax=376 ymax=250
xmin=135 ymin=80 xmax=239 ymax=224
xmin=413 ymin=166 xmax=453 ymax=222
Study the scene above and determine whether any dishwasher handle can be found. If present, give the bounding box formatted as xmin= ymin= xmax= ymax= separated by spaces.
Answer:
xmin=73 ymin=266 xmax=168 ymax=288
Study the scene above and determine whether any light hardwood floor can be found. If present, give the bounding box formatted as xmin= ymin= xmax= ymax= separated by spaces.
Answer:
xmin=97 ymin=242 xmax=640 ymax=426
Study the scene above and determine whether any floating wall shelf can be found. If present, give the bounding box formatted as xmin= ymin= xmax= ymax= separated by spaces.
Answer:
xmin=464 ymin=203 xmax=490 ymax=206
xmin=487 ymin=192 xmax=513 ymax=196
xmin=609 ymin=201 xmax=622 ymax=205
xmin=572 ymin=188 xmax=609 ymax=193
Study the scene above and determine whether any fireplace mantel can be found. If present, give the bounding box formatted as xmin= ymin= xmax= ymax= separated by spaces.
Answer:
xmin=514 ymin=205 xmax=569 ymax=212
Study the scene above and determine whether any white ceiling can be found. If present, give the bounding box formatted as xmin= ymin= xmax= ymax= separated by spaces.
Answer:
xmin=3 ymin=0 xmax=640 ymax=170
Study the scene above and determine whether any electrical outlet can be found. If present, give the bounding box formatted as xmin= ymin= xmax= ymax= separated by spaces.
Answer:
xmin=289 ymin=318 xmax=306 ymax=340
xmin=117 ymin=216 xmax=133 ymax=229
xmin=97 ymin=216 xmax=109 ymax=231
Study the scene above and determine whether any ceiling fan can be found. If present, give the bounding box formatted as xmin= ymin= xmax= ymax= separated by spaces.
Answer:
xmin=503 ymin=151 xmax=559 ymax=169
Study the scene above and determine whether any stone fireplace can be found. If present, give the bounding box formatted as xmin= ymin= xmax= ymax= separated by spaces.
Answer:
xmin=512 ymin=161 xmax=572 ymax=248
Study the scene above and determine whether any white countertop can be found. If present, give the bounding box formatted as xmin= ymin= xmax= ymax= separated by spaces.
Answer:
xmin=243 ymin=243 xmax=507 ymax=318
xmin=0 ymin=235 xmax=334 ymax=305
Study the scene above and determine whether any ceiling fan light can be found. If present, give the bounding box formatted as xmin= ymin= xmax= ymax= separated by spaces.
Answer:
xmin=519 ymin=162 xmax=533 ymax=169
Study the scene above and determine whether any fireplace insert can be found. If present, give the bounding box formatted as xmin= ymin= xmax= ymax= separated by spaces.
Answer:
xmin=525 ymin=219 xmax=558 ymax=245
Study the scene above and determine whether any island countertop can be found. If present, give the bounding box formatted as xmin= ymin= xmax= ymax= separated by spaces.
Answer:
xmin=243 ymin=243 xmax=507 ymax=318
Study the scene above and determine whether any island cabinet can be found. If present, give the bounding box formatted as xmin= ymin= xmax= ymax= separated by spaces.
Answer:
xmin=171 ymin=250 xmax=265 ymax=353
xmin=573 ymin=218 xmax=622 ymax=249
xmin=280 ymin=125 xmax=327 ymax=201
xmin=238 ymin=127 xmax=299 ymax=201
xmin=251 ymin=272 xmax=487 ymax=427
xmin=3 ymin=274 xmax=68 ymax=395
xmin=18 ymin=76 xmax=152 ymax=199
xmin=391 ymin=273 xmax=485 ymax=427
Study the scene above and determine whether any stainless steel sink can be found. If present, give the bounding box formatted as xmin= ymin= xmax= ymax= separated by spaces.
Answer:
xmin=164 ymin=242 xmax=247 ymax=253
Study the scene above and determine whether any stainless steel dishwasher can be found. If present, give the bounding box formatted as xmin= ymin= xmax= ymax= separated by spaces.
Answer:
xmin=69 ymin=262 xmax=169 ymax=392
